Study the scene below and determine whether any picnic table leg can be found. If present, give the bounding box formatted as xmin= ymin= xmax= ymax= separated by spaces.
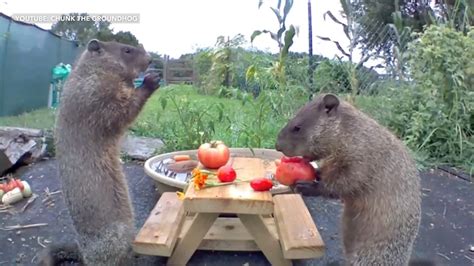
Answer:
xmin=238 ymin=214 xmax=293 ymax=266
xmin=166 ymin=212 xmax=219 ymax=266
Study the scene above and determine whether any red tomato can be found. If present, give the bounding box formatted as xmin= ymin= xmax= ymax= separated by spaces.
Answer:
xmin=274 ymin=159 xmax=281 ymax=166
xmin=280 ymin=156 xmax=306 ymax=163
xmin=3 ymin=181 xmax=14 ymax=192
xmin=197 ymin=141 xmax=230 ymax=169
xmin=250 ymin=178 xmax=274 ymax=191
xmin=217 ymin=165 xmax=237 ymax=182
xmin=15 ymin=179 xmax=24 ymax=190
xmin=275 ymin=156 xmax=316 ymax=186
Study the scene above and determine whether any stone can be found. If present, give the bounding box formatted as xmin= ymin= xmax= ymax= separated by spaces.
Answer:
xmin=120 ymin=134 xmax=165 ymax=161
xmin=0 ymin=127 xmax=47 ymax=176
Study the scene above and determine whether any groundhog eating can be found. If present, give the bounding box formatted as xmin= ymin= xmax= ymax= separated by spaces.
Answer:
xmin=276 ymin=93 xmax=423 ymax=266
xmin=38 ymin=39 xmax=160 ymax=265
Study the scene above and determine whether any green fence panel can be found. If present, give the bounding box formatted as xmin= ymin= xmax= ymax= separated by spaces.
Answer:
xmin=0 ymin=15 xmax=10 ymax=116
xmin=0 ymin=13 xmax=80 ymax=117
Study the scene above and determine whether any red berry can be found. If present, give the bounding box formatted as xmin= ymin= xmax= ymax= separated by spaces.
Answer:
xmin=250 ymin=178 xmax=274 ymax=191
xmin=217 ymin=165 xmax=237 ymax=182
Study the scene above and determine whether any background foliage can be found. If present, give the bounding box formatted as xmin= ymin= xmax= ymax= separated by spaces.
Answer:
xmin=51 ymin=13 xmax=141 ymax=46
xmin=0 ymin=2 xmax=472 ymax=174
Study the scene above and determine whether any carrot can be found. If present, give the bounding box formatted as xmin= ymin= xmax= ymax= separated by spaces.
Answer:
xmin=174 ymin=155 xmax=191 ymax=162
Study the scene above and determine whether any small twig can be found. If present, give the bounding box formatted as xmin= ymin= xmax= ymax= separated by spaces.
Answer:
xmin=437 ymin=252 xmax=451 ymax=261
xmin=421 ymin=188 xmax=431 ymax=192
xmin=204 ymin=179 xmax=251 ymax=188
xmin=135 ymin=174 xmax=147 ymax=186
xmin=44 ymin=187 xmax=51 ymax=197
xmin=0 ymin=223 xmax=48 ymax=231
xmin=37 ymin=237 xmax=46 ymax=248
xmin=0 ymin=205 xmax=12 ymax=210
xmin=48 ymin=190 xmax=62 ymax=195
xmin=42 ymin=197 xmax=52 ymax=203
xmin=0 ymin=210 xmax=15 ymax=215
xmin=442 ymin=203 xmax=447 ymax=218
xmin=464 ymin=255 xmax=474 ymax=263
xmin=21 ymin=194 xmax=38 ymax=212
xmin=31 ymin=255 xmax=37 ymax=263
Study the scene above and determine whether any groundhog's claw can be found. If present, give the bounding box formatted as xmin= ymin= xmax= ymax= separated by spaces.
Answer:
xmin=291 ymin=180 xmax=321 ymax=197
xmin=142 ymin=73 xmax=160 ymax=92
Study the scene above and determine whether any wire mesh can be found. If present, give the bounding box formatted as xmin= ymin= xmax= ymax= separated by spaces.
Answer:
xmin=310 ymin=13 xmax=414 ymax=96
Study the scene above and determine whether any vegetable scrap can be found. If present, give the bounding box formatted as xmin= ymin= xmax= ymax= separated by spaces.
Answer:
xmin=250 ymin=178 xmax=274 ymax=191
xmin=0 ymin=176 xmax=33 ymax=205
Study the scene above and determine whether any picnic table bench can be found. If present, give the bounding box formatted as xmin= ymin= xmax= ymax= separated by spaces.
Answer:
xmin=133 ymin=155 xmax=325 ymax=265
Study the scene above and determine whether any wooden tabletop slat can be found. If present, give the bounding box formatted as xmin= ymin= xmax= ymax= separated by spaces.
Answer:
xmin=183 ymin=157 xmax=276 ymax=214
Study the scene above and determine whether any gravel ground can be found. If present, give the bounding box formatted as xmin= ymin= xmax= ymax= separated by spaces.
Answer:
xmin=0 ymin=159 xmax=472 ymax=266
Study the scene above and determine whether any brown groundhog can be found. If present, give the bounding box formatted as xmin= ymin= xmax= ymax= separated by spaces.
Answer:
xmin=38 ymin=39 xmax=160 ymax=265
xmin=275 ymin=93 xmax=422 ymax=266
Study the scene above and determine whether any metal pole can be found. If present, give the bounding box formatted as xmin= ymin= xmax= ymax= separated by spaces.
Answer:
xmin=308 ymin=0 xmax=315 ymax=100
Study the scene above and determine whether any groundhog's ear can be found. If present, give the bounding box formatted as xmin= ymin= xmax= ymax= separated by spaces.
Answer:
xmin=323 ymin=94 xmax=339 ymax=114
xmin=87 ymin=39 xmax=101 ymax=52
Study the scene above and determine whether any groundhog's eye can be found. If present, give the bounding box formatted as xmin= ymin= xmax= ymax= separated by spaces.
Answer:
xmin=124 ymin=48 xmax=132 ymax=54
xmin=292 ymin=126 xmax=301 ymax=133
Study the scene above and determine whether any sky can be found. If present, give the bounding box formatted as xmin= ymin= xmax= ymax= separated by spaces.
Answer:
xmin=1 ymin=0 xmax=352 ymax=60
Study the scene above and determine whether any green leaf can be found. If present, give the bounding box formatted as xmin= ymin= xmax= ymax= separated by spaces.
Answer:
xmin=323 ymin=11 xmax=347 ymax=27
xmin=160 ymin=97 xmax=167 ymax=110
xmin=316 ymin=35 xmax=350 ymax=58
xmin=281 ymin=24 xmax=296 ymax=59
xmin=208 ymin=121 xmax=215 ymax=133
xmin=269 ymin=31 xmax=279 ymax=42
xmin=217 ymin=106 xmax=224 ymax=122
xmin=339 ymin=0 xmax=349 ymax=17
xmin=250 ymin=30 xmax=262 ymax=43
xmin=246 ymin=64 xmax=256 ymax=82
xmin=282 ymin=0 xmax=293 ymax=22
xmin=386 ymin=23 xmax=402 ymax=44
xmin=277 ymin=24 xmax=286 ymax=41
xmin=270 ymin=7 xmax=283 ymax=24
xmin=248 ymin=147 xmax=256 ymax=156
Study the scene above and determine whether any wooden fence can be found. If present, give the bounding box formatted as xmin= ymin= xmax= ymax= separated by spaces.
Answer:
xmin=162 ymin=55 xmax=195 ymax=85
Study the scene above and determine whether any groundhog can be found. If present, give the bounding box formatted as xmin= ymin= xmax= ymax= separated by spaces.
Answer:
xmin=275 ymin=93 xmax=422 ymax=266
xmin=38 ymin=39 xmax=160 ymax=265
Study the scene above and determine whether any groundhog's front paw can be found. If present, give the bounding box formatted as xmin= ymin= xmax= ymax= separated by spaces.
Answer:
xmin=291 ymin=180 xmax=323 ymax=197
xmin=142 ymin=73 xmax=160 ymax=92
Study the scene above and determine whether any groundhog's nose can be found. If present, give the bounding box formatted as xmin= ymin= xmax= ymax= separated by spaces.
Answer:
xmin=146 ymin=53 xmax=152 ymax=65
xmin=275 ymin=142 xmax=282 ymax=151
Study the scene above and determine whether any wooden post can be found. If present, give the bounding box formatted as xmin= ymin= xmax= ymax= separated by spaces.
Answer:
xmin=163 ymin=55 xmax=169 ymax=85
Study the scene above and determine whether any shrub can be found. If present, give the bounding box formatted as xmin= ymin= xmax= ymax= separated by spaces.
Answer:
xmin=385 ymin=25 xmax=473 ymax=172
xmin=313 ymin=59 xmax=380 ymax=95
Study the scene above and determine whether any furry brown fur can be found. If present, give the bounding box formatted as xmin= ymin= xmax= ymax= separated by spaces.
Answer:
xmin=38 ymin=39 xmax=160 ymax=266
xmin=276 ymin=93 xmax=422 ymax=266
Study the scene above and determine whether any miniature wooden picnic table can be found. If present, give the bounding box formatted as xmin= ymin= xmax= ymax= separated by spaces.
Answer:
xmin=133 ymin=156 xmax=325 ymax=266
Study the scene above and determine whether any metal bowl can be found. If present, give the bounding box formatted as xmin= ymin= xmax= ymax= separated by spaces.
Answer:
xmin=144 ymin=148 xmax=293 ymax=194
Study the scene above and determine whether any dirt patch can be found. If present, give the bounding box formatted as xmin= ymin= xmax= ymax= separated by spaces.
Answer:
xmin=0 ymin=160 xmax=472 ymax=265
